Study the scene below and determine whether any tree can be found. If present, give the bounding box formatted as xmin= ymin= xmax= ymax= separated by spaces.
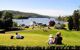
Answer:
xmin=13 ymin=22 xmax=18 ymax=27
xmin=73 ymin=10 xmax=80 ymax=31
xmin=0 ymin=11 xmax=4 ymax=29
xmin=3 ymin=12 xmax=13 ymax=30
xmin=57 ymin=16 xmax=62 ymax=21
xmin=68 ymin=16 xmax=74 ymax=30
xmin=0 ymin=11 xmax=3 ymax=18
xmin=49 ymin=20 xmax=55 ymax=26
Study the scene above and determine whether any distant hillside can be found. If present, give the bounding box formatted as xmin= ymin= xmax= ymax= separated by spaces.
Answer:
xmin=2 ymin=10 xmax=51 ymax=19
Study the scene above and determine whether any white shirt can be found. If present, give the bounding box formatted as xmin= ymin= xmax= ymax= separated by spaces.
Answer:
xmin=16 ymin=35 xmax=21 ymax=39
xmin=48 ymin=38 xmax=54 ymax=44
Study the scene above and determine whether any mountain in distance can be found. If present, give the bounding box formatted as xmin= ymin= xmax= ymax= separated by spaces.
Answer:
xmin=2 ymin=10 xmax=53 ymax=19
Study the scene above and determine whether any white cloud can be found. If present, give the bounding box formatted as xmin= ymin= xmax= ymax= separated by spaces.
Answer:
xmin=20 ymin=9 xmax=73 ymax=16
xmin=0 ymin=8 xmax=73 ymax=17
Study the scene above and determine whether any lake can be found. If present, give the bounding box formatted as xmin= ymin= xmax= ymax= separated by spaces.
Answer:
xmin=13 ymin=18 xmax=64 ymax=26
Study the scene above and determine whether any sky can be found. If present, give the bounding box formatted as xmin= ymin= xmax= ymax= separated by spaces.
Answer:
xmin=0 ymin=0 xmax=80 ymax=16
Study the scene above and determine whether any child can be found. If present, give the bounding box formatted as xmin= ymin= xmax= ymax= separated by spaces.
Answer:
xmin=48 ymin=34 xmax=54 ymax=44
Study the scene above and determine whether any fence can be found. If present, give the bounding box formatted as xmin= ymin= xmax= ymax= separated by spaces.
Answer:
xmin=0 ymin=46 xmax=80 ymax=50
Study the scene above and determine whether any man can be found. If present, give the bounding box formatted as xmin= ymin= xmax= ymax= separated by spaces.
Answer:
xmin=16 ymin=32 xmax=21 ymax=39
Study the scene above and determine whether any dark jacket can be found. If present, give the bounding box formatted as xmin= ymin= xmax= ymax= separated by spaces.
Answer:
xmin=53 ymin=36 xmax=62 ymax=44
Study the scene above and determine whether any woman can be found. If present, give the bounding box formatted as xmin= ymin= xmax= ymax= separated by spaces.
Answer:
xmin=53 ymin=32 xmax=62 ymax=44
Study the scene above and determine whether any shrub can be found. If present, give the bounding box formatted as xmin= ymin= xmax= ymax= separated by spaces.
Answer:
xmin=0 ymin=46 xmax=79 ymax=50
xmin=54 ymin=23 xmax=66 ymax=29
xmin=21 ymin=24 xmax=25 ymax=27
xmin=49 ymin=20 xmax=55 ymax=26
xmin=13 ymin=22 xmax=18 ymax=27
xmin=25 ymin=26 xmax=29 ymax=28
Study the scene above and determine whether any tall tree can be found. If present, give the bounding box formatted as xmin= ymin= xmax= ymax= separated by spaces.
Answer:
xmin=3 ymin=11 xmax=13 ymax=29
xmin=68 ymin=16 xmax=74 ymax=30
xmin=0 ymin=11 xmax=4 ymax=29
xmin=0 ymin=11 xmax=3 ymax=18
xmin=73 ymin=10 xmax=80 ymax=31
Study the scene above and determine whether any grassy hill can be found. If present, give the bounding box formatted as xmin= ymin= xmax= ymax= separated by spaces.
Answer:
xmin=1 ymin=10 xmax=50 ymax=19
xmin=0 ymin=27 xmax=80 ymax=47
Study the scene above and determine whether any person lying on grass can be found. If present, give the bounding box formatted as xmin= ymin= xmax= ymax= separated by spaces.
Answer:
xmin=10 ymin=32 xmax=24 ymax=39
xmin=48 ymin=32 xmax=62 ymax=45
xmin=16 ymin=32 xmax=24 ymax=39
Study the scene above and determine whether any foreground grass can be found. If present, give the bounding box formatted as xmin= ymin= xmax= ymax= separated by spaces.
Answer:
xmin=0 ymin=27 xmax=80 ymax=47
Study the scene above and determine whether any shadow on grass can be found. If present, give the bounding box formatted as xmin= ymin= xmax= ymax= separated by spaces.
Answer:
xmin=0 ymin=45 xmax=80 ymax=50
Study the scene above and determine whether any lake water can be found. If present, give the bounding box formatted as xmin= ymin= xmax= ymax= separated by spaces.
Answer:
xmin=13 ymin=18 xmax=64 ymax=26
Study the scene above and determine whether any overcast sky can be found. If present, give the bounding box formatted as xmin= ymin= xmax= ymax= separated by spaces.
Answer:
xmin=0 ymin=0 xmax=80 ymax=16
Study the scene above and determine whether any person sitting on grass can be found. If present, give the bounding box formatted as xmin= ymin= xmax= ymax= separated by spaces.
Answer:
xmin=16 ymin=32 xmax=24 ymax=39
xmin=53 ymin=32 xmax=62 ymax=44
xmin=48 ymin=34 xmax=54 ymax=44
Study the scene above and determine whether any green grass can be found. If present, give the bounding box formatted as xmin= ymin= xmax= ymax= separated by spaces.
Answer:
xmin=0 ymin=27 xmax=80 ymax=47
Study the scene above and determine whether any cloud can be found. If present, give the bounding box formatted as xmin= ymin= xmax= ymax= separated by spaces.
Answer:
xmin=21 ymin=9 xmax=73 ymax=16
xmin=0 ymin=8 xmax=73 ymax=17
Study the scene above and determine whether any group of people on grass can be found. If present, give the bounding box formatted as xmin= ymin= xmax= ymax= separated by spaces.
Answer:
xmin=11 ymin=32 xmax=24 ymax=39
xmin=48 ymin=32 xmax=62 ymax=45
xmin=11 ymin=32 xmax=62 ymax=45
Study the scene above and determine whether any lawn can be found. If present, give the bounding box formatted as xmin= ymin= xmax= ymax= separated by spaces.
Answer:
xmin=0 ymin=27 xmax=80 ymax=47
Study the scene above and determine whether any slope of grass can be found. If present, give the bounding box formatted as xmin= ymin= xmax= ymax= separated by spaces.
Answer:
xmin=0 ymin=27 xmax=80 ymax=47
